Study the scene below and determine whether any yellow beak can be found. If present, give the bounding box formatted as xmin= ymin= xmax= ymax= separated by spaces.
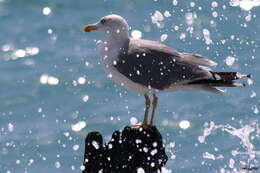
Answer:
xmin=84 ymin=24 xmax=98 ymax=32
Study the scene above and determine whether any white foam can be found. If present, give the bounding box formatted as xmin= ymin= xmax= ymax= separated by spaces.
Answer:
xmin=230 ymin=0 xmax=260 ymax=11
xmin=199 ymin=121 xmax=260 ymax=159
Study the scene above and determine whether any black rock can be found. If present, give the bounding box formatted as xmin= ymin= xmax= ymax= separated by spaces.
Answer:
xmin=82 ymin=126 xmax=168 ymax=173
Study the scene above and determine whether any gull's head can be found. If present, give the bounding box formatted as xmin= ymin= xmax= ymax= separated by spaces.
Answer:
xmin=84 ymin=14 xmax=129 ymax=38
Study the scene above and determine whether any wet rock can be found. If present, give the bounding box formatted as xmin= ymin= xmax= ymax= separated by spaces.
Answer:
xmin=82 ymin=126 xmax=168 ymax=173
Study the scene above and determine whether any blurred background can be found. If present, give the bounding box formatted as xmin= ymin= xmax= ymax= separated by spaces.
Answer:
xmin=0 ymin=0 xmax=259 ymax=172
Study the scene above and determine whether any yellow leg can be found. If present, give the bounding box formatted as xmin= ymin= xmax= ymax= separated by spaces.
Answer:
xmin=143 ymin=94 xmax=150 ymax=125
xmin=150 ymin=94 xmax=158 ymax=125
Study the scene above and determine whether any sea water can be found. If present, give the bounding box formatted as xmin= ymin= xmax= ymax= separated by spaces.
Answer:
xmin=0 ymin=0 xmax=259 ymax=172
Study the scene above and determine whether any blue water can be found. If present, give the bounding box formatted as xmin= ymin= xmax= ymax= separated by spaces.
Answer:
xmin=0 ymin=0 xmax=260 ymax=172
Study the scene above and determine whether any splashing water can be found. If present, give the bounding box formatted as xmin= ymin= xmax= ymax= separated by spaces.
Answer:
xmin=199 ymin=121 xmax=260 ymax=170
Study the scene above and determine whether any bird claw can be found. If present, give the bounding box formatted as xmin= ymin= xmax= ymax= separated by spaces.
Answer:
xmin=131 ymin=123 xmax=153 ymax=129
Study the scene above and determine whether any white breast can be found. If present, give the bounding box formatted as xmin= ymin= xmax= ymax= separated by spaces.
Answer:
xmin=98 ymin=40 xmax=149 ymax=94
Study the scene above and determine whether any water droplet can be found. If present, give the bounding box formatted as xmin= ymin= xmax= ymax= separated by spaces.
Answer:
xmin=48 ymin=29 xmax=53 ymax=34
xmin=137 ymin=168 xmax=145 ymax=173
xmin=247 ymin=78 xmax=253 ymax=85
xmin=211 ymin=1 xmax=218 ymax=8
xmin=55 ymin=161 xmax=61 ymax=168
xmin=229 ymin=158 xmax=235 ymax=168
xmin=179 ymin=33 xmax=186 ymax=40
xmin=203 ymin=152 xmax=216 ymax=160
xmin=131 ymin=30 xmax=142 ymax=39
xmin=107 ymin=73 xmax=112 ymax=78
xmin=160 ymin=34 xmax=168 ymax=42
xmin=172 ymin=0 xmax=178 ymax=6
xmin=179 ymin=120 xmax=190 ymax=129
xmin=48 ymin=76 xmax=59 ymax=85
xmin=245 ymin=14 xmax=252 ymax=21
xmin=130 ymin=117 xmax=138 ymax=125
xmin=203 ymin=29 xmax=212 ymax=45
xmin=82 ymin=95 xmax=89 ymax=102
xmin=252 ymin=105 xmax=259 ymax=114
xmin=13 ymin=49 xmax=26 ymax=58
xmin=250 ymin=91 xmax=256 ymax=98
xmin=8 ymin=123 xmax=14 ymax=132
xmin=190 ymin=2 xmax=196 ymax=7
xmin=185 ymin=12 xmax=196 ymax=25
xmin=164 ymin=11 xmax=171 ymax=17
xmin=25 ymin=47 xmax=39 ymax=56
xmin=92 ymin=141 xmax=99 ymax=149
xmin=225 ymin=56 xmax=235 ymax=66
xmin=43 ymin=7 xmax=52 ymax=15
xmin=212 ymin=11 xmax=218 ymax=18
xmin=71 ymin=121 xmax=86 ymax=132
xmin=72 ymin=144 xmax=79 ymax=151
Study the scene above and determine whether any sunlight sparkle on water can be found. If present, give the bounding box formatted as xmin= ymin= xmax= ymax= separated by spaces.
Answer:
xmin=78 ymin=77 xmax=86 ymax=85
xmin=25 ymin=47 xmax=39 ymax=56
xmin=43 ymin=7 xmax=52 ymax=15
xmin=40 ymin=74 xmax=59 ymax=85
xmin=13 ymin=49 xmax=26 ymax=58
xmin=71 ymin=121 xmax=86 ymax=132
xmin=179 ymin=120 xmax=190 ymax=129
xmin=10 ymin=47 xmax=39 ymax=60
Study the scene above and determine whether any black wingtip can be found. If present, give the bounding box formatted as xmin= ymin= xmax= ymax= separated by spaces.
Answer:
xmin=247 ymin=74 xmax=252 ymax=78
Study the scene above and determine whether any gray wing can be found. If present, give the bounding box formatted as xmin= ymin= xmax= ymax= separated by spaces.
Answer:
xmin=114 ymin=38 xmax=215 ymax=90
xmin=181 ymin=53 xmax=217 ymax=67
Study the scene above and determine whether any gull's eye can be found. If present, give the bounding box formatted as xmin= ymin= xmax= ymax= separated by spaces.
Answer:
xmin=100 ymin=19 xmax=106 ymax=24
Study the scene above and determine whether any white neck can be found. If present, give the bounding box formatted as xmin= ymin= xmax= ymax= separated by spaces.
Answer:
xmin=106 ymin=29 xmax=129 ymax=46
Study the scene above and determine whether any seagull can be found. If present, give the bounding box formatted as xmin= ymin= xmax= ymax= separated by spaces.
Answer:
xmin=84 ymin=14 xmax=250 ymax=127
